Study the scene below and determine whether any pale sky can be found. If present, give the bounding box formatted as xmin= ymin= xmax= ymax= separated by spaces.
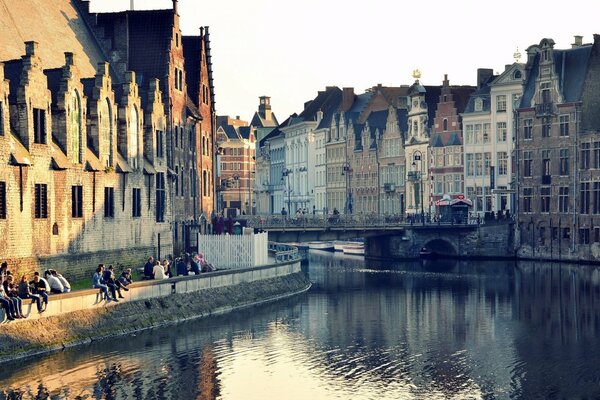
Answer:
xmin=91 ymin=0 xmax=600 ymax=123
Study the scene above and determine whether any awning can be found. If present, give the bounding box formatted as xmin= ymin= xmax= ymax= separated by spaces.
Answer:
xmin=49 ymin=143 xmax=69 ymax=170
xmin=84 ymin=148 xmax=104 ymax=171
xmin=143 ymin=157 xmax=156 ymax=175
xmin=115 ymin=153 xmax=132 ymax=173
xmin=8 ymin=133 xmax=32 ymax=166
xmin=450 ymin=198 xmax=473 ymax=207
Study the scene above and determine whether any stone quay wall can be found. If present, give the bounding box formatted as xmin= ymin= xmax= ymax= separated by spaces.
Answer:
xmin=0 ymin=260 xmax=309 ymax=362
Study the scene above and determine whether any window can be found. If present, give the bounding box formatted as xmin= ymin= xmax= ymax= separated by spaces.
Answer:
xmin=496 ymin=95 xmax=507 ymax=112
xmin=541 ymin=187 xmax=551 ymax=212
xmin=594 ymin=142 xmax=600 ymax=169
xmin=34 ymin=184 xmax=48 ymax=218
xmin=466 ymin=154 xmax=474 ymax=176
xmin=474 ymin=98 xmax=483 ymax=112
xmin=129 ymin=107 xmax=139 ymax=169
xmin=559 ymin=115 xmax=569 ymax=137
xmin=580 ymin=228 xmax=590 ymax=245
xmin=483 ymin=152 xmax=491 ymax=176
xmin=33 ymin=108 xmax=46 ymax=144
xmin=523 ymin=119 xmax=533 ymax=140
xmin=541 ymin=82 xmax=552 ymax=103
xmin=581 ymin=142 xmax=590 ymax=170
xmin=132 ymin=188 xmax=142 ymax=217
xmin=581 ymin=182 xmax=590 ymax=214
xmin=156 ymin=130 xmax=164 ymax=158
xmin=498 ymin=152 xmax=508 ymax=175
xmin=595 ymin=227 xmax=600 ymax=243
xmin=175 ymin=166 xmax=179 ymax=196
xmin=482 ymin=123 xmax=490 ymax=143
xmin=443 ymin=119 xmax=448 ymax=131
xmin=70 ymin=92 xmax=82 ymax=163
xmin=541 ymin=150 xmax=551 ymax=176
xmin=475 ymin=153 xmax=483 ymax=176
xmin=156 ymin=173 xmax=165 ymax=222
xmin=542 ymin=118 xmax=551 ymax=137
xmin=104 ymin=187 xmax=114 ymax=218
xmin=0 ymin=181 xmax=5 ymax=219
xmin=71 ymin=185 xmax=83 ymax=218
xmin=497 ymin=122 xmax=507 ymax=142
xmin=559 ymin=186 xmax=569 ymax=213
xmin=203 ymin=170 xmax=208 ymax=197
xmin=174 ymin=126 xmax=179 ymax=148
xmin=559 ymin=148 xmax=569 ymax=175
xmin=453 ymin=174 xmax=461 ymax=193
xmin=100 ymin=99 xmax=113 ymax=167
xmin=523 ymin=151 xmax=532 ymax=177
xmin=465 ymin=125 xmax=474 ymax=144
xmin=523 ymin=188 xmax=532 ymax=212
xmin=563 ymin=227 xmax=571 ymax=240
xmin=594 ymin=182 xmax=600 ymax=214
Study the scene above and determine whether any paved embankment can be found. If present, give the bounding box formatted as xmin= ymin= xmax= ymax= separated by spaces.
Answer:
xmin=0 ymin=262 xmax=310 ymax=363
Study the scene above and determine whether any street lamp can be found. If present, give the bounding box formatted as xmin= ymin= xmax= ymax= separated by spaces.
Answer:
xmin=282 ymin=168 xmax=292 ymax=214
xmin=233 ymin=174 xmax=240 ymax=216
xmin=408 ymin=151 xmax=424 ymax=223
xmin=342 ymin=162 xmax=353 ymax=214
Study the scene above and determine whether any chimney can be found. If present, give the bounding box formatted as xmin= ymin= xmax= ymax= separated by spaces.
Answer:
xmin=572 ymin=35 xmax=583 ymax=48
xmin=130 ymin=0 xmax=134 ymax=10
xmin=172 ymin=0 xmax=178 ymax=14
xmin=443 ymin=74 xmax=449 ymax=87
xmin=476 ymin=68 xmax=493 ymax=89
xmin=259 ymin=96 xmax=272 ymax=121
xmin=340 ymin=87 xmax=355 ymax=112
xmin=25 ymin=41 xmax=38 ymax=57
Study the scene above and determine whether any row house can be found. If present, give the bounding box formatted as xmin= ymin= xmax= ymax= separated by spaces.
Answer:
xmin=278 ymin=87 xmax=342 ymax=214
xmin=429 ymin=75 xmax=475 ymax=209
xmin=516 ymin=35 xmax=600 ymax=260
xmin=216 ymin=116 xmax=255 ymax=216
xmin=0 ymin=43 xmax=171 ymax=278
xmin=462 ymin=65 xmax=524 ymax=216
xmin=80 ymin=0 xmax=217 ymax=252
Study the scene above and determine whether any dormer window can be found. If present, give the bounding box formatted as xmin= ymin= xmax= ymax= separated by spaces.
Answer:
xmin=474 ymin=98 xmax=483 ymax=112
xmin=541 ymin=82 xmax=551 ymax=104
xmin=513 ymin=70 xmax=522 ymax=80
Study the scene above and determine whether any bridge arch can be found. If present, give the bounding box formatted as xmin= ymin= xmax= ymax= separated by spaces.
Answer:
xmin=422 ymin=238 xmax=457 ymax=257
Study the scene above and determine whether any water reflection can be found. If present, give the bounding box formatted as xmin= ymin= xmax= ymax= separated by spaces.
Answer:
xmin=2 ymin=253 xmax=600 ymax=399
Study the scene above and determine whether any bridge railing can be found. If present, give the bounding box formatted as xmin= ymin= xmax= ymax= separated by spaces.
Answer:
xmin=268 ymin=241 xmax=301 ymax=262
xmin=242 ymin=213 xmax=512 ymax=230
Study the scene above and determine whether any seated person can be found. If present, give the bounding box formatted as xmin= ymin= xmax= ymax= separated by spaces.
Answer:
xmin=103 ymin=265 xmax=124 ymax=299
xmin=143 ymin=257 xmax=154 ymax=280
xmin=189 ymin=256 xmax=200 ymax=275
xmin=176 ymin=257 xmax=188 ymax=276
xmin=152 ymin=260 xmax=168 ymax=280
xmin=53 ymin=270 xmax=71 ymax=293
xmin=93 ymin=264 xmax=114 ymax=301
xmin=118 ymin=268 xmax=133 ymax=288
xmin=45 ymin=270 xmax=64 ymax=294
xmin=18 ymin=275 xmax=43 ymax=313
xmin=29 ymin=273 xmax=49 ymax=310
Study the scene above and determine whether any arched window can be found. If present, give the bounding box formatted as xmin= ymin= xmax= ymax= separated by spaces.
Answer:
xmin=70 ymin=91 xmax=82 ymax=163
xmin=129 ymin=106 xmax=139 ymax=168
xmin=443 ymin=118 xmax=448 ymax=131
xmin=100 ymin=99 xmax=113 ymax=167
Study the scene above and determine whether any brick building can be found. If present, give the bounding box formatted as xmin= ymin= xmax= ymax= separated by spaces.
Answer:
xmin=0 ymin=0 xmax=216 ymax=277
xmin=515 ymin=35 xmax=600 ymax=260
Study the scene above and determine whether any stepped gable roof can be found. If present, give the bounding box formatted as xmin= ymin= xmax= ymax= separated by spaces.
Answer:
xmin=96 ymin=9 xmax=173 ymax=86
xmin=44 ymin=68 xmax=62 ymax=106
xmin=239 ymin=126 xmax=253 ymax=140
xmin=430 ymin=131 xmax=462 ymax=148
xmin=182 ymin=36 xmax=201 ymax=105
xmin=186 ymin=97 xmax=202 ymax=120
xmin=0 ymin=0 xmax=106 ymax=77
xmin=4 ymin=59 xmax=23 ymax=104
xmin=521 ymin=44 xmax=593 ymax=107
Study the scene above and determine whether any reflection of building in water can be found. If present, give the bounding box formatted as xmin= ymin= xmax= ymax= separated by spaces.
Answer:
xmin=198 ymin=346 xmax=220 ymax=400
xmin=512 ymin=262 xmax=600 ymax=398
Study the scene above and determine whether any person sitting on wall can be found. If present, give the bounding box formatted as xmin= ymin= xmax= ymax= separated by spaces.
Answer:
xmin=29 ymin=272 xmax=49 ymax=311
xmin=143 ymin=256 xmax=155 ymax=280
xmin=18 ymin=274 xmax=43 ymax=313
xmin=0 ymin=275 xmax=20 ymax=320
xmin=93 ymin=264 xmax=112 ymax=301
xmin=176 ymin=257 xmax=188 ymax=276
xmin=53 ymin=270 xmax=71 ymax=293
xmin=45 ymin=270 xmax=64 ymax=294
xmin=152 ymin=260 xmax=168 ymax=280
xmin=162 ymin=259 xmax=172 ymax=278
xmin=198 ymin=252 xmax=216 ymax=273
xmin=103 ymin=265 xmax=124 ymax=299
xmin=118 ymin=268 xmax=133 ymax=288
xmin=2 ymin=274 xmax=25 ymax=318
xmin=189 ymin=255 xmax=201 ymax=275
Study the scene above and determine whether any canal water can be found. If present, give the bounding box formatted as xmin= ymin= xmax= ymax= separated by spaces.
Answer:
xmin=2 ymin=251 xmax=600 ymax=399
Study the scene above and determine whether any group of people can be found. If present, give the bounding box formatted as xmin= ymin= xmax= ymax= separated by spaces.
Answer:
xmin=92 ymin=264 xmax=131 ymax=302
xmin=143 ymin=253 xmax=215 ymax=281
xmin=212 ymin=212 xmax=235 ymax=235
xmin=0 ymin=261 xmax=72 ymax=319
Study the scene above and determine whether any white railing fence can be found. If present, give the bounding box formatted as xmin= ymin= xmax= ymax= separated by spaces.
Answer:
xmin=198 ymin=232 xmax=269 ymax=269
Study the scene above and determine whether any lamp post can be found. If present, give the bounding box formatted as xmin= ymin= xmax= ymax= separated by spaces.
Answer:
xmin=342 ymin=162 xmax=353 ymax=214
xmin=408 ymin=151 xmax=424 ymax=224
xmin=233 ymin=173 xmax=240 ymax=216
xmin=282 ymin=168 xmax=292 ymax=214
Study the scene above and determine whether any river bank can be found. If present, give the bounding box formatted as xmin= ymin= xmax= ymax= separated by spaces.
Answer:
xmin=0 ymin=271 xmax=310 ymax=363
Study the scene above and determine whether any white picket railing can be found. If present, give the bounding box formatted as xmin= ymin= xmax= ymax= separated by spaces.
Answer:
xmin=197 ymin=232 xmax=269 ymax=269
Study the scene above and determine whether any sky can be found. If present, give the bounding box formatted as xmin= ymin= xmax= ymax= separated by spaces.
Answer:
xmin=92 ymin=0 xmax=600 ymax=123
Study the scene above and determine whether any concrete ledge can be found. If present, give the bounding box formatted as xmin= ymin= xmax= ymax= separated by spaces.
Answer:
xmin=0 ymin=260 xmax=301 ymax=323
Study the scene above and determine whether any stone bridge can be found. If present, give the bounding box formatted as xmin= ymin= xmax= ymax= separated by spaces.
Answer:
xmin=245 ymin=216 xmax=515 ymax=259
